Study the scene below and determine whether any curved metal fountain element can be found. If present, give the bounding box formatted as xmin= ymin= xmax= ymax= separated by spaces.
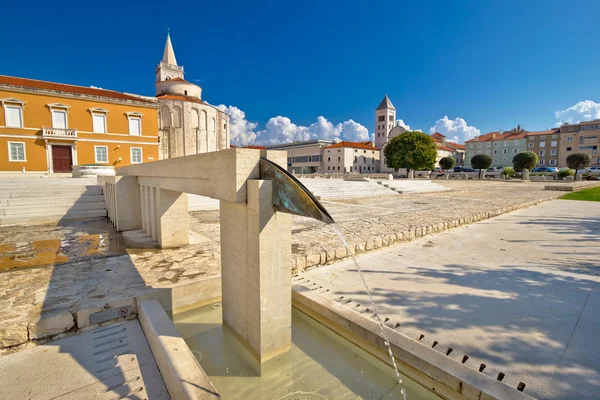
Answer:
xmin=259 ymin=158 xmax=335 ymax=224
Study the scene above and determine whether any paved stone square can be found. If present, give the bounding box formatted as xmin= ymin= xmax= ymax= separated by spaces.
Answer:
xmin=299 ymin=200 xmax=600 ymax=400
xmin=0 ymin=180 xmax=572 ymax=352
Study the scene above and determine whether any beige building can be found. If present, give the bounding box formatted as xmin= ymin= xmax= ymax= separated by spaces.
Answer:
xmin=323 ymin=141 xmax=380 ymax=173
xmin=155 ymin=34 xmax=230 ymax=159
xmin=558 ymin=120 xmax=600 ymax=167
xmin=431 ymin=132 xmax=465 ymax=167
xmin=525 ymin=129 xmax=560 ymax=167
xmin=266 ymin=139 xmax=333 ymax=174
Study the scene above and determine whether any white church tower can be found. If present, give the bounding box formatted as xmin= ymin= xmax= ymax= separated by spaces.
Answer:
xmin=155 ymin=33 xmax=229 ymax=159
xmin=374 ymin=95 xmax=396 ymax=149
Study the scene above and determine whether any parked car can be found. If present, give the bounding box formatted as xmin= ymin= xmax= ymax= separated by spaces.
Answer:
xmin=487 ymin=167 xmax=502 ymax=172
xmin=453 ymin=166 xmax=465 ymax=172
xmin=583 ymin=166 xmax=600 ymax=173
xmin=532 ymin=167 xmax=559 ymax=173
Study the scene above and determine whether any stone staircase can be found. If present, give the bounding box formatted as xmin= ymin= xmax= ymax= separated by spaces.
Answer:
xmin=0 ymin=178 xmax=107 ymax=226
xmin=188 ymin=194 xmax=219 ymax=211
xmin=299 ymin=178 xmax=399 ymax=200
xmin=377 ymin=179 xmax=447 ymax=194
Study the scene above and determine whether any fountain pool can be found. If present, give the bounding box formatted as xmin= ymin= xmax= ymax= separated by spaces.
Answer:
xmin=173 ymin=303 xmax=441 ymax=400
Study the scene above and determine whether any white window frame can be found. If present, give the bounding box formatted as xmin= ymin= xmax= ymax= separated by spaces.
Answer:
xmin=539 ymin=159 xmax=545 ymax=165
xmin=551 ymin=141 xmax=557 ymax=147
xmin=567 ymin=136 xmax=572 ymax=142
xmin=130 ymin=147 xmax=143 ymax=164
xmin=94 ymin=145 xmax=109 ymax=163
xmin=550 ymin=149 xmax=557 ymax=156
xmin=125 ymin=112 xmax=143 ymax=136
xmin=513 ymin=140 xmax=519 ymax=145
xmin=89 ymin=108 xmax=109 ymax=133
xmin=549 ymin=159 xmax=556 ymax=165
xmin=1 ymin=98 xmax=26 ymax=128
xmin=513 ymin=148 xmax=518 ymax=154
xmin=504 ymin=141 xmax=508 ymax=146
xmin=47 ymin=103 xmax=70 ymax=129
xmin=539 ymin=150 xmax=545 ymax=156
xmin=528 ymin=142 xmax=534 ymax=148
xmin=539 ymin=141 xmax=546 ymax=147
xmin=8 ymin=141 xmax=26 ymax=162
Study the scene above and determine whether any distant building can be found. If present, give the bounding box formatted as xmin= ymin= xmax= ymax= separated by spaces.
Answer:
xmin=155 ymin=34 xmax=230 ymax=159
xmin=323 ymin=141 xmax=380 ymax=173
xmin=374 ymin=95 xmax=466 ymax=170
xmin=266 ymin=139 xmax=333 ymax=174
xmin=558 ymin=120 xmax=600 ymax=167
xmin=0 ymin=75 xmax=159 ymax=173
xmin=525 ymin=129 xmax=560 ymax=167
xmin=465 ymin=127 xmax=526 ymax=167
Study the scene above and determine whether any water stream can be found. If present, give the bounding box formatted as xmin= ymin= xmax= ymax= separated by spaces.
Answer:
xmin=332 ymin=224 xmax=407 ymax=400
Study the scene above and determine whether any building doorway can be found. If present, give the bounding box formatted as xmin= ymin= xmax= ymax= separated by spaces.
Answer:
xmin=51 ymin=145 xmax=73 ymax=172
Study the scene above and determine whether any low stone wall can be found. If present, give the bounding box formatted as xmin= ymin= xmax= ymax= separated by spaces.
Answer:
xmin=544 ymin=181 xmax=600 ymax=191
xmin=291 ymin=195 xmax=563 ymax=273
xmin=72 ymin=165 xmax=115 ymax=178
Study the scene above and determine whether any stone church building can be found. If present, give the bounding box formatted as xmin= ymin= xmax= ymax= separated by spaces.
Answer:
xmin=155 ymin=34 xmax=230 ymax=159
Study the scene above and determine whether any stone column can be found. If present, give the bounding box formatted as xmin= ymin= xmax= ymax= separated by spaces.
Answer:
xmin=522 ymin=169 xmax=530 ymax=181
xmin=156 ymin=188 xmax=189 ymax=248
xmin=479 ymin=170 xmax=486 ymax=179
xmin=109 ymin=176 xmax=142 ymax=232
xmin=220 ymin=179 xmax=292 ymax=368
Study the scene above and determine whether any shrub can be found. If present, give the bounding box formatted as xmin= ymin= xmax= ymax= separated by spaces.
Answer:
xmin=439 ymin=156 xmax=456 ymax=170
xmin=470 ymin=154 xmax=492 ymax=170
xmin=512 ymin=152 xmax=538 ymax=172
xmin=557 ymin=169 xmax=575 ymax=178
xmin=566 ymin=153 xmax=591 ymax=175
xmin=502 ymin=167 xmax=515 ymax=178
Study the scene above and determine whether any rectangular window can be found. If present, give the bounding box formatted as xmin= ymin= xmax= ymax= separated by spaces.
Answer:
xmin=513 ymin=148 xmax=518 ymax=154
xmin=493 ymin=150 xmax=497 ymax=154
xmin=378 ymin=116 xmax=385 ymax=122
xmin=504 ymin=141 xmax=508 ymax=146
xmin=5 ymin=106 xmax=23 ymax=128
xmin=92 ymin=114 xmax=107 ymax=133
xmin=8 ymin=142 xmax=25 ymax=161
xmin=539 ymin=142 xmax=545 ymax=147
xmin=551 ymin=141 xmax=557 ymax=147
xmin=131 ymin=147 xmax=142 ymax=164
xmin=52 ymin=110 xmax=67 ymax=129
xmin=493 ymin=158 xmax=498 ymax=164
xmin=95 ymin=146 xmax=108 ymax=163
xmin=551 ymin=149 xmax=557 ymax=155
xmin=552 ymin=135 xmax=557 ymax=138
xmin=513 ymin=140 xmax=518 ymax=145
xmin=541 ymin=136 xmax=546 ymax=139
xmin=549 ymin=159 xmax=556 ymax=165
xmin=566 ymin=147 xmax=572 ymax=151
xmin=567 ymin=137 xmax=572 ymax=142
xmin=528 ymin=142 xmax=534 ymax=148
xmin=486 ymin=150 xmax=491 ymax=155
xmin=494 ymin=142 xmax=498 ymax=147
xmin=503 ymin=149 xmax=508 ymax=154
xmin=539 ymin=150 xmax=545 ymax=156
xmin=129 ymin=117 xmax=141 ymax=135
xmin=337 ymin=157 xmax=340 ymax=162
xmin=389 ymin=116 xmax=393 ymax=121
xmin=539 ymin=159 xmax=545 ymax=165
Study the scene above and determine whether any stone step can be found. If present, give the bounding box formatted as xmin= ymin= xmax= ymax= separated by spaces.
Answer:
xmin=4 ymin=194 xmax=105 ymax=206
xmin=0 ymin=209 xmax=108 ymax=226
xmin=1 ymin=201 xmax=106 ymax=215
xmin=0 ymin=187 xmax=103 ymax=199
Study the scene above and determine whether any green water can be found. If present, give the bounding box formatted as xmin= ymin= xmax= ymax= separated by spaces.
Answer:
xmin=173 ymin=304 xmax=441 ymax=400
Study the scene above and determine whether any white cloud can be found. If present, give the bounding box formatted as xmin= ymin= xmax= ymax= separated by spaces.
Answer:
xmin=429 ymin=116 xmax=480 ymax=143
xmin=395 ymin=119 xmax=411 ymax=131
xmin=216 ymin=105 xmax=258 ymax=147
xmin=555 ymin=100 xmax=600 ymax=125
xmin=217 ymin=105 xmax=371 ymax=146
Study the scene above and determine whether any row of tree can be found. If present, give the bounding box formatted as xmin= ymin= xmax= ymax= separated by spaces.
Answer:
xmin=384 ymin=131 xmax=592 ymax=175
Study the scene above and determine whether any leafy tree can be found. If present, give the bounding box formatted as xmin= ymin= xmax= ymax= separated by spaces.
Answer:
xmin=502 ymin=167 xmax=515 ymax=178
xmin=566 ymin=153 xmax=591 ymax=176
xmin=439 ymin=156 xmax=456 ymax=170
xmin=383 ymin=131 xmax=437 ymax=173
xmin=512 ymin=151 xmax=538 ymax=172
xmin=470 ymin=154 xmax=492 ymax=170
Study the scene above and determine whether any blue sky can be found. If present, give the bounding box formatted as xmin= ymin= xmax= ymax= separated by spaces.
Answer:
xmin=3 ymin=0 xmax=600 ymax=145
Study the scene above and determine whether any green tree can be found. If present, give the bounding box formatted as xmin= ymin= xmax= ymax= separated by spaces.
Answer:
xmin=470 ymin=154 xmax=492 ymax=170
xmin=512 ymin=151 xmax=538 ymax=172
xmin=566 ymin=153 xmax=591 ymax=176
xmin=439 ymin=156 xmax=456 ymax=170
xmin=383 ymin=131 xmax=437 ymax=173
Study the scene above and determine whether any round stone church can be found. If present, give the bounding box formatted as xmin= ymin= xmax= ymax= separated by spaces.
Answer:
xmin=155 ymin=34 xmax=230 ymax=159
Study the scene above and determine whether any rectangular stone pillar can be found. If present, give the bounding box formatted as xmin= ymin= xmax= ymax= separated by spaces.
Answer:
xmin=108 ymin=176 xmax=142 ymax=231
xmin=140 ymin=185 xmax=147 ymax=233
xmin=156 ymin=188 xmax=189 ymax=248
xmin=220 ymin=179 xmax=292 ymax=366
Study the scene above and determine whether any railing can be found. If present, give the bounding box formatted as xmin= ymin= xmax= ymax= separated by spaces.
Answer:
xmin=42 ymin=127 xmax=78 ymax=138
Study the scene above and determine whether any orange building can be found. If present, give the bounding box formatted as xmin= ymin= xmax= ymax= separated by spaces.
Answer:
xmin=0 ymin=75 xmax=159 ymax=173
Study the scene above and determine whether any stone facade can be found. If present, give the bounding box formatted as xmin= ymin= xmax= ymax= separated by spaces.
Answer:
xmin=266 ymin=139 xmax=333 ymax=174
xmin=465 ymin=128 xmax=526 ymax=168
xmin=322 ymin=141 xmax=380 ymax=173
xmin=525 ymin=130 xmax=560 ymax=167
xmin=155 ymin=34 xmax=229 ymax=159
xmin=558 ymin=120 xmax=600 ymax=167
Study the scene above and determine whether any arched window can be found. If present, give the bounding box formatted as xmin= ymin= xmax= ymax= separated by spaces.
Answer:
xmin=172 ymin=106 xmax=182 ymax=128
xmin=160 ymin=106 xmax=171 ymax=128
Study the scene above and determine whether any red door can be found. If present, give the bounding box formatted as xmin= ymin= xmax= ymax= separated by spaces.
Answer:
xmin=52 ymin=146 xmax=73 ymax=172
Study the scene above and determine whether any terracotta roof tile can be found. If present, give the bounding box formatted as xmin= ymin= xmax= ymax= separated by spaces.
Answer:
xmin=324 ymin=141 xmax=380 ymax=151
xmin=438 ymin=145 xmax=456 ymax=152
xmin=431 ymin=132 xmax=446 ymax=139
xmin=447 ymin=142 xmax=465 ymax=150
xmin=465 ymin=131 xmax=499 ymax=143
xmin=156 ymin=94 xmax=205 ymax=104
xmin=525 ymin=130 xmax=559 ymax=136
xmin=0 ymin=75 xmax=156 ymax=104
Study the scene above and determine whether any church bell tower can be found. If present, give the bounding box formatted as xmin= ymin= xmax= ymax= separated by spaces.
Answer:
xmin=374 ymin=95 xmax=396 ymax=149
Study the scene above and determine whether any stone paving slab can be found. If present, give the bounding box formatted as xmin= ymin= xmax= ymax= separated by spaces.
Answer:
xmin=0 ymin=180 xmax=564 ymax=352
xmin=298 ymin=200 xmax=600 ymax=400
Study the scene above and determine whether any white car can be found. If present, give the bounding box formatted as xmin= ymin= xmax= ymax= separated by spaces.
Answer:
xmin=583 ymin=166 xmax=600 ymax=173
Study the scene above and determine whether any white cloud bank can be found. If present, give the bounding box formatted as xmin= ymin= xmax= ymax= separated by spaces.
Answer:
xmin=429 ymin=116 xmax=480 ymax=143
xmin=217 ymin=105 xmax=371 ymax=147
xmin=555 ymin=100 xmax=600 ymax=125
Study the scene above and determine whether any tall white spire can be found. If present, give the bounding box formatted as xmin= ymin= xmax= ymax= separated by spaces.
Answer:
xmin=162 ymin=33 xmax=177 ymax=66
